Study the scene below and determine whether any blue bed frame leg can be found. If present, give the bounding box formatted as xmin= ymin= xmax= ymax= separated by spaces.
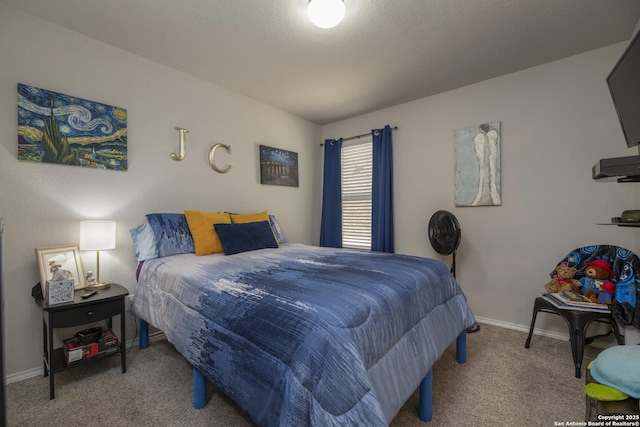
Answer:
xmin=456 ymin=329 xmax=467 ymax=363
xmin=419 ymin=330 xmax=468 ymax=422
xmin=193 ymin=367 xmax=207 ymax=409
xmin=419 ymin=369 xmax=433 ymax=422
xmin=139 ymin=319 xmax=149 ymax=349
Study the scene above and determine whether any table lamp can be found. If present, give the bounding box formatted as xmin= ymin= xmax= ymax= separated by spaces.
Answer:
xmin=79 ymin=220 xmax=115 ymax=289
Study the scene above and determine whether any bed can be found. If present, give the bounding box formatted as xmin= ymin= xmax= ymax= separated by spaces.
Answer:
xmin=131 ymin=238 xmax=475 ymax=426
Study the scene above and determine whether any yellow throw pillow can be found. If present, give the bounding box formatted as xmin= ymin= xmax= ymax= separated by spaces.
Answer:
xmin=184 ymin=210 xmax=231 ymax=255
xmin=230 ymin=210 xmax=269 ymax=224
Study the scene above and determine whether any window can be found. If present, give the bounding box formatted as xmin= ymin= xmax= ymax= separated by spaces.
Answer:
xmin=341 ymin=140 xmax=372 ymax=250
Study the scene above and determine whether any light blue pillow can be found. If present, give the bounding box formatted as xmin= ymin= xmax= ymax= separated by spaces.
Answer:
xmin=146 ymin=213 xmax=195 ymax=258
xmin=269 ymin=214 xmax=286 ymax=243
xmin=129 ymin=222 xmax=158 ymax=261
xmin=590 ymin=345 xmax=640 ymax=399
xmin=214 ymin=221 xmax=278 ymax=255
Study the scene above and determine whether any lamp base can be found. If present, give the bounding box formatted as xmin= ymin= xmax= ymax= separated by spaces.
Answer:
xmin=84 ymin=282 xmax=111 ymax=290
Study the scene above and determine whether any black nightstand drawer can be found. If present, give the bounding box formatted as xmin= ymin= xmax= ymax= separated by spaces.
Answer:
xmin=53 ymin=300 xmax=121 ymax=328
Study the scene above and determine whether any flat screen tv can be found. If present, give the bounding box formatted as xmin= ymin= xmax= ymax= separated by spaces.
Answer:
xmin=607 ymin=29 xmax=640 ymax=149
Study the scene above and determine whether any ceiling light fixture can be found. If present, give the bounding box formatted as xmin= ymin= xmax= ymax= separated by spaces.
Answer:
xmin=307 ymin=0 xmax=345 ymax=29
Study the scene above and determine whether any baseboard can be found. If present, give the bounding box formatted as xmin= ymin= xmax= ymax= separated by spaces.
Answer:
xmin=475 ymin=316 xmax=568 ymax=341
xmin=6 ymin=366 xmax=43 ymax=385
xmin=475 ymin=316 xmax=612 ymax=349
xmin=5 ymin=330 xmax=166 ymax=385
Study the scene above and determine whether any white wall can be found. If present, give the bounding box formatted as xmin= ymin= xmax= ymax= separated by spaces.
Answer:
xmin=3 ymin=2 xmax=640 ymax=381
xmin=318 ymin=43 xmax=640 ymax=337
xmin=0 ymin=4 xmax=320 ymax=377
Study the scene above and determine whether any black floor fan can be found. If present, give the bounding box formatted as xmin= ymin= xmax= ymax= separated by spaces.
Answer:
xmin=428 ymin=210 xmax=480 ymax=333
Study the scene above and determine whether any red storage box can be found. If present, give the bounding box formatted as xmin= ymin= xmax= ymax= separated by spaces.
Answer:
xmin=62 ymin=328 xmax=119 ymax=365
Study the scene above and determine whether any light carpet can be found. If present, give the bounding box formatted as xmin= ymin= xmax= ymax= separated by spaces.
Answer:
xmin=6 ymin=323 xmax=598 ymax=426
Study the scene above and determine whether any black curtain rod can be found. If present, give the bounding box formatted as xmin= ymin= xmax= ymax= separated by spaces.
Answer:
xmin=319 ymin=126 xmax=398 ymax=146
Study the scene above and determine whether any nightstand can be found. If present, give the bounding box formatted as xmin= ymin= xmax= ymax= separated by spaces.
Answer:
xmin=35 ymin=284 xmax=128 ymax=399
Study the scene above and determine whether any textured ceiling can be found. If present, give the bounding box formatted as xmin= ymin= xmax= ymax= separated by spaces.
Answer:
xmin=3 ymin=0 xmax=640 ymax=125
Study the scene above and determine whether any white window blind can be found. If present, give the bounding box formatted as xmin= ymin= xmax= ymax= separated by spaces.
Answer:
xmin=341 ymin=140 xmax=372 ymax=250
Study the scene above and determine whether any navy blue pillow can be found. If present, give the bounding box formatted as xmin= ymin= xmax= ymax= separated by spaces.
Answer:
xmin=214 ymin=221 xmax=278 ymax=255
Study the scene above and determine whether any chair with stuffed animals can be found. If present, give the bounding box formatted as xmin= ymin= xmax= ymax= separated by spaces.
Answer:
xmin=524 ymin=245 xmax=640 ymax=378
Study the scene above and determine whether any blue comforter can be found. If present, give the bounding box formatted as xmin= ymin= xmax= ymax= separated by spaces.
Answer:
xmin=132 ymin=243 xmax=475 ymax=426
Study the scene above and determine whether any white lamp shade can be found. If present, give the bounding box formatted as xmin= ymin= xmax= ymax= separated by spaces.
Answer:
xmin=80 ymin=220 xmax=116 ymax=251
xmin=308 ymin=0 xmax=345 ymax=29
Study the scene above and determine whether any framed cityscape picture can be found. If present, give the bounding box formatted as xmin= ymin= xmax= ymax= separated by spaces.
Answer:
xmin=259 ymin=145 xmax=299 ymax=187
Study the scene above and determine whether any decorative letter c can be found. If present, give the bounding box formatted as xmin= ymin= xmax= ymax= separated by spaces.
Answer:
xmin=208 ymin=143 xmax=232 ymax=173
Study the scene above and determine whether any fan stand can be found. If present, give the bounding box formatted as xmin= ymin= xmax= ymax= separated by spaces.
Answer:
xmin=448 ymin=250 xmax=480 ymax=334
xmin=450 ymin=250 xmax=456 ymax=278
xmin=428 ymin=209 xmax=480 ymax=334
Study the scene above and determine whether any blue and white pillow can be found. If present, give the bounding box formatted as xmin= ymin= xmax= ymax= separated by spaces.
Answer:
xmin=269 ymin=214 xmax=286 ymax=243
xmin=146 ymin=213 xmax=195 ymax=257
xmin=129 ymin=222 xmax=158 ymax=261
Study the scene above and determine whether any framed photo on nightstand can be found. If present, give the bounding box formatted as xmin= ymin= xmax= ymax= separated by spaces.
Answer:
xmin=46 ymin=279 xmax=75 ymax=305
xmin=36 ymin=245 xmax=86 ymax=299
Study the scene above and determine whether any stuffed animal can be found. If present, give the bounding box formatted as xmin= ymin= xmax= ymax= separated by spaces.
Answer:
xmin=544 ymin=263 xmax=581 ymax=293
xmin=578 ymin=259 xmax=616 ymax=304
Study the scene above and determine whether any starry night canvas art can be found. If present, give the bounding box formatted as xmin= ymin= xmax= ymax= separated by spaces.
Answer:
xmin=259 ymin=145 xmax=299 ymax=187
xmin=17 ymin=83 xmax=127 ymax=171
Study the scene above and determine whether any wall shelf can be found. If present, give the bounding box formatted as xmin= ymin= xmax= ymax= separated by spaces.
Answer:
xmin=598 ymin=218 xmax=640 ymax=227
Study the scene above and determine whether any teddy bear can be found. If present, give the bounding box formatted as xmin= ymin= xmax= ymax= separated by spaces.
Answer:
xmin=544 ymin=263 xmax=581 ymax=293
xmin=578 ymin=259 xmax=616 ymax=304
